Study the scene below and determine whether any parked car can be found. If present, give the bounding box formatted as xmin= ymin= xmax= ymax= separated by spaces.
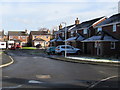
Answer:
xmin=55 ymin=45 xmax=81 ymax=55
xmin=46 ymin=47 xmax=56 ymax=55
xmin=10 ymin=45 xmax=16 ymax=50
xmin=16 ymin=44 xmax=22 ymax=49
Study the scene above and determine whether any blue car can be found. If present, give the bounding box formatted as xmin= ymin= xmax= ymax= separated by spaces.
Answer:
xmin=46 ymin=47 xmax=56 ymax=55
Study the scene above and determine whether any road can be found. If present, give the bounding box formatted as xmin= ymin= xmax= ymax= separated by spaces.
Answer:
xmin=2 ymin=50 xmax=119 ymax=89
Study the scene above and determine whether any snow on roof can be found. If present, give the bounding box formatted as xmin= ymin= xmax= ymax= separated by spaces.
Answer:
xmin=82 ymin=35 xmax=119 ymax=42
xmin=65 ymin=35 xmax=84 ymax=42
xmin=64 ymin=37 xmax=77 ymax=42
xmin=50 ymin=36 xmax=63 ymax=42
xmin=50 ymin=39 xmax=56 ymax=42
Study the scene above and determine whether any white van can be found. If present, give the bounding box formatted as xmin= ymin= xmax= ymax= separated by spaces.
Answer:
xmin=0 ymin=41 xmax=6 ymax=49
xmin=7 ymin=41 xmax=15 ymax=49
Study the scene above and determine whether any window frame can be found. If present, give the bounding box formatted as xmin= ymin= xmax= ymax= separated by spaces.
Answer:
xmin=113 ymin=24 xmax=116 ymax=32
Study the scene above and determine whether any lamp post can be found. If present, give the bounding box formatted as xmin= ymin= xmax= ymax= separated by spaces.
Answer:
xmin=62 ymin=22 xmax=67 ymax=58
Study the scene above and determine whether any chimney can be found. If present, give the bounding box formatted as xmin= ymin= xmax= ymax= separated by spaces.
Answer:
xmin=59 ymin=24 xmax=62 ymax=30
xmin=75 ymin=18 xmax=80 ymax=25
xmin=25 ymin=29 xmax=28 ymax=34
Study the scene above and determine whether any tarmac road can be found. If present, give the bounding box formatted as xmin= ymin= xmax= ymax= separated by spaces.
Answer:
xmin=2 ymin=50 xmax=119 ymax=89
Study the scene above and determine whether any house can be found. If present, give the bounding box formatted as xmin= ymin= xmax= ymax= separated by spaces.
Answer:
xmin=65 ymin=17 xmax=107 ymax=50
xmin=0 ymin=30 xmax=7 ymax=49
xmin=8 ymin=30 xmax=28 ymax=46
xmin=82 ymin=13 xmax=120 ymax=57
xmin=50 ymin=24 xmax=75 ymax=47
xmin=0 ymin=30 xmax=5 ymax=41
xmin=29 ymin=30 xmax=51 ymax=48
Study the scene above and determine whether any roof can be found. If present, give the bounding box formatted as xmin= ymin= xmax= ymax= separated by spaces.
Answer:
xmin=8 ymin=31 xmax=28 ymax=36
xmin=33 ymin=38 xmax=45 ymax=41
xmin=55 ymin=24 xmax=75 ymax=34
xmin=71 ymin=17 xmax=105 ymax=31
xmin=65 ymin=33 xmax=85 ymax=42
xmin=50 ymin=36 xmax=63 ymax=42
xmin=30 ymin=31 xmax=51 ymax=35
xmin=96 ymin=13 xmax=120 ymax=26
xmin=82 ymin=31 xmax=119 ymax=42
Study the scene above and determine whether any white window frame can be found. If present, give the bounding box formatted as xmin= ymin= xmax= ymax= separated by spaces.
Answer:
xmin=62 ymin=32 xmax=64 ymax=37
xmin=83 ymin=28 xmax=87 ymax=34
xmin=21 ymin=36 xmax=26 ymax=39
xmin=113 ymin=24 xmax=116 ymax=32
xmin=97 ymin=27 xmax=102 ymax=32
xmin=111 ymin=42 xmax=115 ymax=49
xmin=71 ymin=31 xmax=74 ymax=37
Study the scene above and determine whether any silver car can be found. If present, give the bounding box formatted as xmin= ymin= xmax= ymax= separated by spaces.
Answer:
xmin=55 ymin=45 xmax=81 ymax=55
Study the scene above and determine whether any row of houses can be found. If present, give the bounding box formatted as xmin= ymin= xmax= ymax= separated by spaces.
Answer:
xmin=0 ymin=29 xmax=52 ymax=48
xmin=50 ymin=13 xmax=120 ymax=57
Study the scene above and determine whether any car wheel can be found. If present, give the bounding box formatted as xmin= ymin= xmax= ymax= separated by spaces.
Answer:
xmin=76 ymin=51 xmax=81 ymax=55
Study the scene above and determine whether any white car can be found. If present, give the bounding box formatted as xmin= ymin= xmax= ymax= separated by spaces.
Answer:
xmin=55 ymin=45 xmax=81 ymax=55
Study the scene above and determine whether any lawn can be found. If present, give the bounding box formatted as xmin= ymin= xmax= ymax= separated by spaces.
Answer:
xmin=21 ymin=47 xmax=36 ymax=50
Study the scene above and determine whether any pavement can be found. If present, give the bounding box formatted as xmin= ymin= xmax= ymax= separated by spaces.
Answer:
xmin=0 ymin=51 xmax=14 ymax=68
xmin=47 ymin=55 xmax=120 ymax=67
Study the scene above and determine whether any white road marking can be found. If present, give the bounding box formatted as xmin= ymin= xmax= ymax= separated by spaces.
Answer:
xmin=89 ymin=76 xmax=118 ymax=89
xmin=28 ymin=80 xmax=43 ymax=84
xmin=0 ymin=56 xmax=14 ymax=68
xmin=3 ymin=85 xmax=22 ymax=89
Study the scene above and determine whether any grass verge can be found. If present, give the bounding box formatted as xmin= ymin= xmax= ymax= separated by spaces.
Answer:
xmin=21 ymin=47 xmax=36 ymax=50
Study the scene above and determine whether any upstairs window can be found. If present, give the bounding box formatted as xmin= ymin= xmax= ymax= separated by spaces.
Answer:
xmin=62 ymin=32 xmax=64 ymax=37
xmin=83 ymin=28 xmax=87 ymax=34
xmin=71 ymin=31 xmax=74 ymax=37
xmin=97 ymin=27 xmax=102 ymax=32
xmin=113 ymin=24 xmax=116 ymax=32
xmin=111 ymin=42 xmax=115 ymax=49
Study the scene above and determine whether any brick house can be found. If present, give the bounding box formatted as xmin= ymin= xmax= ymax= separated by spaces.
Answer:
xmin=50 ymin=24 xmax=75 ymax=47
xmin=66 ymin=17 xmax=107 ymax=51
xmin=82 ymin=13 xmax=120 ymax=57
xmin=29 ymin=30 xmax=51 ymax=48
xmin=0 ymin=30 xmax=5 ymax=41
xmin=8 ymin=30 xmax=28 ymax=46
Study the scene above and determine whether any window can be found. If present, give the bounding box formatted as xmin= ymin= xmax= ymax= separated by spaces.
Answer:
xmin=83 ymin=28 xmax=87 ymax=34
xmin=71 ymin=31 xmax=74 ymax=37
xmin=62 ymin=32 xmax=64 ymax=37
xmin=97 ymin=27 xmax=102 ymax=32
xmin=111 ymin=42 xmax=115 ymax=49
xmin=9 ymin=36 xmax=13 ymax=39
xmin=21 ymin=36 xmax=26 ymax=39
xmin=46 ymin=36 xmax=49 ymax=38
xmin=1 ymin=43 xmax=4 ymax=45
xmin=113 ymin=24 xmax=116 ymax=32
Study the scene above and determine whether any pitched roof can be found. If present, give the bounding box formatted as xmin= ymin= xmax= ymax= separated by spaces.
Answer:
xmin=55 ymin=24 xmax=75 ymax=34
xmin=33 ymin=38 xmax=45 ymax=41
xmin=71 ymin=17 xmax=105 ymax=31
xmin=8 ymin=31 xmax=28 ymax=36
xmin=82 ymin=31 xmax=119 ymax=42
xmin=30 ymin=31 xmax=50 ymax=35
xmin=96 ymin=13 xmax=120 ymax=26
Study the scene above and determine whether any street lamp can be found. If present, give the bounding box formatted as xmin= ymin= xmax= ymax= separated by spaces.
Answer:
xmin=62 ymin=22 xmax=67 ymax=58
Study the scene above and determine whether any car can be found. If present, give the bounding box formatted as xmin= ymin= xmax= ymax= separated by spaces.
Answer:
xmin=46 ymin=47 xmax=56 ymax=55
xmin=16 ymin=44 xmax=22 ymax=49
xmin=55 ymin=45 xmax=81 ymax=55
xmin=10 ymin=45 xmax=16 ymax=50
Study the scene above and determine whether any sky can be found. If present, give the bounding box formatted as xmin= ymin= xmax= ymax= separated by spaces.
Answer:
xmin=0 ymin=0 xmax=120 ymax=33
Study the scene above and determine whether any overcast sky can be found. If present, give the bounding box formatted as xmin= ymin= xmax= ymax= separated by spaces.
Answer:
xmin=0 ymin=0 xmax=119 ymax=32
